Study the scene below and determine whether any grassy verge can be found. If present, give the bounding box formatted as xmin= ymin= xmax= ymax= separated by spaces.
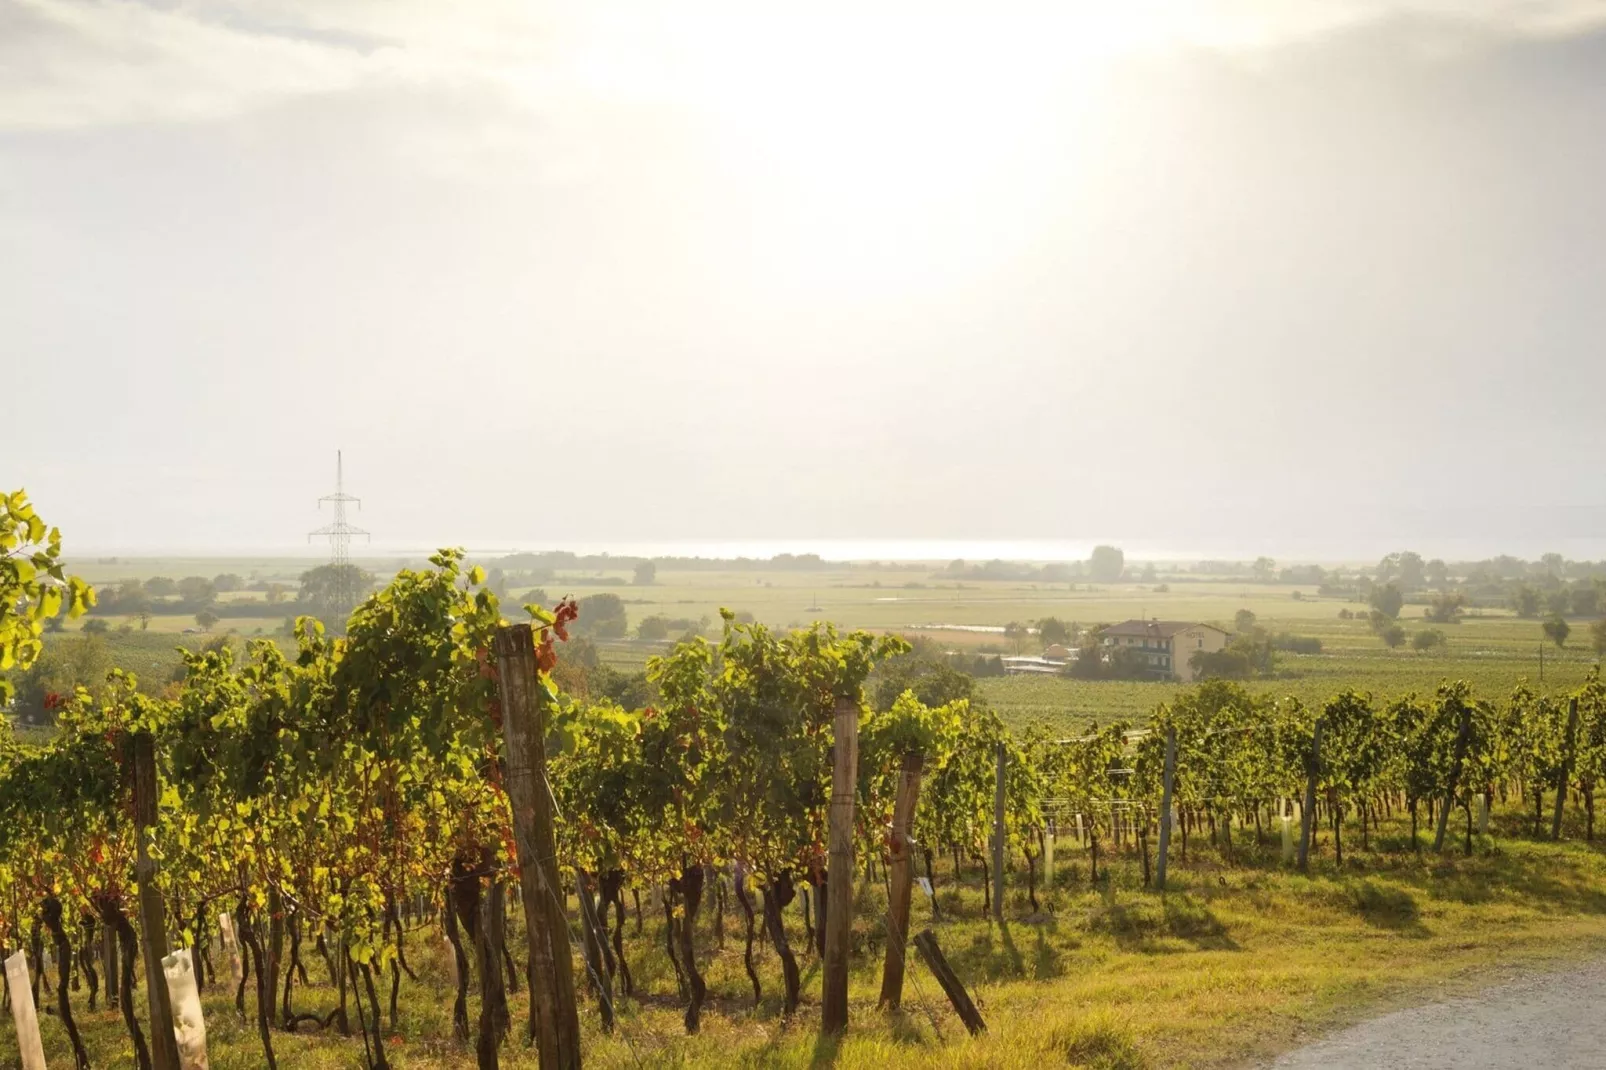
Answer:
xmin=15 ymin=804 xmax=1606 ymax=1069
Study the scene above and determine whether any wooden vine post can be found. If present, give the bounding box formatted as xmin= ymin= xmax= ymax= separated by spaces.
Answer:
xmin=1297 ymin=719 xmax=1323 ymax=872
xmin=1552 ymin=696 xmax=1580 ymax=841
xmin=821 ymin=694 xmax=860 ymax=1035
xmin=878 ymin=751 xmax=924 ymax=1010
xmin=1154 ymin=724 xmax=1177 ymax=891
xmin=132 ymin=731 xmax=182 ymax=1070
xmin=492 ymin=624 xmax=582 ymax=1070
xmin=990 ymin=741 xmax=1006 ymax=922
xmin=1433 ymin=703 xmax=1473 ymax=852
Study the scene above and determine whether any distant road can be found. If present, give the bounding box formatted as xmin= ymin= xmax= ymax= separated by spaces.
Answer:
xmin=1268 ymin=960 xmax=1606 ymax=1069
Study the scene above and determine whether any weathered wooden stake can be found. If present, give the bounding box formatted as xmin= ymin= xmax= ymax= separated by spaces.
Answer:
xmin=1297 ymin=720 xmax=1323 ymax=872
xmin=1155 ymin=724 xmax=1177 ymax=890
xmin=493 ymin=624 xmax=582 ymax=1070
xmin=5 ymin=950 xmax=46 ymax=1070
xmin=1044 ymin=826 xmax=1055 ymax=889
xmin=1553 ymin=697 xmax=1580 ymax=841
xmin=133 ymin=731 xmax=182 ymax=1070
xmin=991 ymin=742 xmax=1006 ymax=921
xmin=912 ymin=930 xmax=986 ymax=1036
xmin=822 ymin=694 xmax=860 ymax=1035
xmin=1433 ymin=704 xmax=1473 ymax=852
xmin=878 ymin=751 xmax=924 ymax=1010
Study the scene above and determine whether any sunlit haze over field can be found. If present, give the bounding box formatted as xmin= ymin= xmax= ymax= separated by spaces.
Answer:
xmin=7 ymin=1 xmax=1606 ymax=558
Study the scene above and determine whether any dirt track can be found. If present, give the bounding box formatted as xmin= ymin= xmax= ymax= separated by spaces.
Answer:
xmin=1267 ymin=960 xmax=1606 ymax=1068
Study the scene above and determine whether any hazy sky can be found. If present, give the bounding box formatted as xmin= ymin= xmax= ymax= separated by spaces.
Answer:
xmin=7 ymin=1 xmax=1606 ymax=560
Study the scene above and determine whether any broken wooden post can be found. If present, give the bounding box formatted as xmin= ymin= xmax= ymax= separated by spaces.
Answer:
xmin=493 ymin=623 xmax=582 ymax=1070
xmin=912 ymin=929 xmax=985 ymax=1036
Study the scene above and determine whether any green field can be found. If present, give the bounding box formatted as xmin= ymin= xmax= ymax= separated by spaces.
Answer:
xmin=47 ymin=557 xmax=1599 ymax=735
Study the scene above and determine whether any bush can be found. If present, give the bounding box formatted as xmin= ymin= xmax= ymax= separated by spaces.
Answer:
xmin=1412 ymin=628 xmax=1447 ymax=652
xmin=1189 ymin=647 xmax=1253 ymax=680
xmin=1272 ymin=633 xmax=1323 ymax=655
xmin=636 ymin=615 xmax=671 ymax=641
xmin=1381 ymin=624 xmax=1407 ymax=649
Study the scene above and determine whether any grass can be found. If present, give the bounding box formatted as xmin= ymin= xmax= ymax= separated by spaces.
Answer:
xmin=14 ymin=801 xmax=1606 ymax=1068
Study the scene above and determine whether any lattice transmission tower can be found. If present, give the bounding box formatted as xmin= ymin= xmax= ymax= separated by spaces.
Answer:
xmin=308 ymin=450 xmax=370 ymax=618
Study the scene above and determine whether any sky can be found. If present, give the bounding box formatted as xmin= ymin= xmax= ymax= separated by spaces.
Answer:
xmin=6 ymin=0 xmax=1606 ymax=561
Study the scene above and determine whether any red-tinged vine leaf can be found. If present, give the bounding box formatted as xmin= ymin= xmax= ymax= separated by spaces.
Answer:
xmin=551 ymin=597 xmax=579 ymax=642
xmin=535 ymin=636 xmax=558 ymax=673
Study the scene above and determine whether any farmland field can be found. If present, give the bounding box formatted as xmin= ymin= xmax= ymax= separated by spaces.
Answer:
xmin=47 ymin=556 xmax=1599 ymax=731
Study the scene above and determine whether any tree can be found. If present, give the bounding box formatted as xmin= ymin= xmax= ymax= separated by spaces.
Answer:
xmin=1544 ymin=615 xmax=1571 ymax=649
xmin=637 ymin=615 xmax=671 ymax=641
xmin=1397 ymin=552 xmax=1426 ymax=590
xmin=576 ymin=593 xmax=629 ymax=638
xmin=1234 ymin=609 xmax=1257 ymax=633
xmin=1413 ymin=628 xmax=1447 ymax=653
xmin=1037 ymin=617 xmax=1070 ymax=648
xmin=1252 ymin=557 xmax=1276 ymax=581
xmin=1426 ymin=559 xmax=1450 ymax=588
xmin=82 ymin=617 xmax=110 ymax=635
xmin=145 ymin=576 xmax=177 ymax=597
xmin=1003 ymin=621 xmax=1029 ymax=654
xmin=195 ymin=608 xmax=220 ymax=631
xmin=872 ymin=657 xmax=975 ymax=712
xmin=1511 ymin=584 xmax=1542 ymax=618
xmin=298 ymin=563 xmax=375 ymax=618
xmin=1370 ymin=583 xmax=1404 ymax=619
xmin=1592 ymin=618 xmax=1606 ymax=658
xmin=10 ymin=634 xmax=111 ymax=724
xmin=1381 ymin=624 xmax=1407 ymax=649
xmin=213 ymin=573 xmax=244 ymax=593
xmin=1424 ymin=591 xmax=1466 ymax=624
xmin=1088 ymin=545 xmax=1125 ymax=583
xmin=177 ymin=576 xmax=216 ymax=606
xmin=633 ymin=560 xmax=657 ymax=586
xmin=1 ymin=490 xmax=94 ymax=704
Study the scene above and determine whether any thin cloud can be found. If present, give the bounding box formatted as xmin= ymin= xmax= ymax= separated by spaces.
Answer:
xmin=5 ymin=0 xmax=1606 ymax=133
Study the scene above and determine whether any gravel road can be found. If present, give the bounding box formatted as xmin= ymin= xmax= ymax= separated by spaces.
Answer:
xmin=1267 ymin=960 xmax=1606 ymax=1069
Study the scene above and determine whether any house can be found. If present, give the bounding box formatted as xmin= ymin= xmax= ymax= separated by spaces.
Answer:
xmin=1100 ymin=620 xmax=1230 ymax=683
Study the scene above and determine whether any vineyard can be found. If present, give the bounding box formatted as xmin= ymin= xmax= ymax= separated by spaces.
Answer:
xmin=7 ymin=498 xmax=1606 ymax=1068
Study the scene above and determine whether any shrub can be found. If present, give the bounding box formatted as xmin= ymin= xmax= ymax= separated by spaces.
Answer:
xmin=1272 ymin=633 xmax=1323 ymax=655
xmin=1413 ymin=628 xmax=1447 ymax=652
